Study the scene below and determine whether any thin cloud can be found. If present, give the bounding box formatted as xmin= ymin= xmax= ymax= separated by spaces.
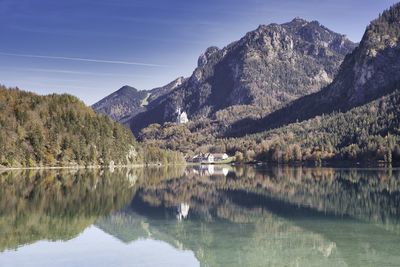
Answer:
xmin=0 ymin=52 xmax=168 ymax=67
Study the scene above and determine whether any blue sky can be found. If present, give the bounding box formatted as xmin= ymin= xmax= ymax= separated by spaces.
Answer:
xmin=0 ymin=0 xmax=397 ymax=105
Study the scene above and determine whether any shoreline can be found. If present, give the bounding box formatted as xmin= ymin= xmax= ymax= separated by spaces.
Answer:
xmin=0 ymin=163 xmax=188 ymax=171
xmin=1 ymin=161 xmax=398 ymax=172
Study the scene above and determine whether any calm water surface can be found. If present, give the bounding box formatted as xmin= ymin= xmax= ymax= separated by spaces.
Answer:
xmin=0 ymin=166 xmax=399 ymax=267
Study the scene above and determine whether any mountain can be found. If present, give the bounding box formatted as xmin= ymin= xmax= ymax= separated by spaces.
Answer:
xmin=92 ymin=77 xmax=185 ymax=123
xmin=0 ymin=86 xmax=183 ymax=168
xmin=239 ymin=3 xmax=400 ymax=135
xmin=92 ymin=85 xmax=148 ymax=122
xmin=128 ymin=18 xmax=356 ymax=133
xmin=139 ymin=3 xmax=400 ymax=163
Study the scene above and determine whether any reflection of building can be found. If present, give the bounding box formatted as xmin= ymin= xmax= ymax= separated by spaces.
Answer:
xmin=126 ymin=173 xmax=138 ymax=187
xmin=176 ymin=108 xmax=189 ymax=124
xmin=207 ymin=165 xmax=214 ymax=175
xmin=206 ymin=165 xmax=229 ymax=176
xmin=189 ymin=165 xmax=229 ymax=176
xmin=177 ymin=203 xmax=190 ymax=220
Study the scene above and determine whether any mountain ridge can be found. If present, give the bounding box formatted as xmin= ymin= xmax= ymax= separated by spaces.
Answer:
xmin=92 ymin=77 xmax=186 ymax=123
xmin=137 ymin=3 xmax=400 ymax=163
xmin=92 ymin=85 xmax=147 ymax=121
xmin=228 ymin=2 xmax=400 ymax=136
xmin=126 ymin=17 xmax=356 ymax=134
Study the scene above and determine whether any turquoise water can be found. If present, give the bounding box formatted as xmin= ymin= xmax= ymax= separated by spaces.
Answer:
xmin=0 ymin=166 xmax=399 ymax=266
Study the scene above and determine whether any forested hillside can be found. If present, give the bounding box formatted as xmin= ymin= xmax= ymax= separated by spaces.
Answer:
xmin=141 ymin=90 xmax=400 ymax=163
xmin=221 ymin=90 xmax=400 ymax=163
xmin=0 ymin=86 xmax=183 ymax=168
xmin=140 ymin=89 xmax=400 ymax=163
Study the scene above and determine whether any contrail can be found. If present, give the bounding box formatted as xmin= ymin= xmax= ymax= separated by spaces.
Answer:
xmin=5 ymin=67 xmax=152 ymax=78
xmin=0 ymin=52 xmax=168 ymax=67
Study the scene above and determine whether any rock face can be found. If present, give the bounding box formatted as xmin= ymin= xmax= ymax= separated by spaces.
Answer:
xmin=249 ymin=3 xmax=400 ymax=134
xmin=128 ymin=18 xmax=355 ymax=133
xmin=147 ymin=77 xmax=186 ymax=103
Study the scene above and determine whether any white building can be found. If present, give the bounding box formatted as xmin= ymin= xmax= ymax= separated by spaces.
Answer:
xmin=204 ymin=153 xmax=214 ymax=163
xmin=176 ymin=108 xmax=189 ymax=124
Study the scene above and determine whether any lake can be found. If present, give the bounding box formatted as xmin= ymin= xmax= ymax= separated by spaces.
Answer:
xmin=0 ymin=165 xmax=399 ymax=267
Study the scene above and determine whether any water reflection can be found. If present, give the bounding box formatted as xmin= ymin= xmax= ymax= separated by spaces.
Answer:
xmin=177 ymin=203 xmax=190 ymax=221
xmin=135 ymin=166 xmax=400 ymax=226
xmin=0 ymin=166 xmax=399 ymax=266
xmin=0 ymin=169 xmax=137 ymax=252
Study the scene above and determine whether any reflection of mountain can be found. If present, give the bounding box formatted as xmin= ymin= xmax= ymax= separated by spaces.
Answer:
xmin=236 ymin=167 xmax=400 ymax=225
xmin=135 ymin=166 xmax=400 ymax=225
xmin=96 ymin=166 xmax=400 ymax=267
xmin=0 ymin=169 xmax=137 ymax=252
xmin=97 ymin=197 xmax=400 ymax=267
xmin=97 ymin=209 xmax=347 ymax=267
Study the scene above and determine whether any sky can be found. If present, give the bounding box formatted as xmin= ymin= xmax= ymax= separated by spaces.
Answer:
xmin=0 ymin=0 xmax=397 ymax=105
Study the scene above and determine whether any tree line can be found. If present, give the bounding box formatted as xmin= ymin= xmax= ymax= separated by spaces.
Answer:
xmin=139 ymin=90 xmax=400 ymax=164
xmin=0 ymin=86 xmax=184 ymax=168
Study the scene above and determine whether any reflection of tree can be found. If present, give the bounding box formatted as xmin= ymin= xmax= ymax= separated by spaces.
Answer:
xmin=135 ymin=166 xmax=400 ymax=225
xmin=0 ymin=169 xmax=137 ymax=252
xmin=133 ymin=164 xmax=186 ymax=187
xmin=103 ymin=166 xmax=400 ymax=266
xmin=232 ymin=166 xmax=400 ymax=225
xmin=1 ymin=166 xmax=400 ymax=266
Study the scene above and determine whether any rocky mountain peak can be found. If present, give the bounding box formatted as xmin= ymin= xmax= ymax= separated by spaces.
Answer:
xmin=198 ymin=46 xmax=220 ymax=67
xmin=116 ymin=85 xmax=139 ymax=95
xmin=173 ymin=76 xmax=185 ymax=87
xmin=253 ymin=3 xmax=400 ymax=134
xmin=92 ymin=85 xmax=147 ymax=121
xmin=363 ymin=3 xmax=400 ymax=54
xmin=291 ymin=17 xmax=309 ymax=24
xmin=347 ymin=3 xmax=400 ymax=104
xmin=127 ymin=18 xmax=356 ymax=134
